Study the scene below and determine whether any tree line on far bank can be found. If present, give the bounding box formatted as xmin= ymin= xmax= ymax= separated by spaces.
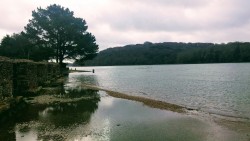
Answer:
xmin=0 ymin=4 xmax=98 ymax=67
xmin=85 ymin=42 xmax=250 ymax=66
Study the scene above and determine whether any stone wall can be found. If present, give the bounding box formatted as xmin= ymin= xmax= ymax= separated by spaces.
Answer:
xmin=37 ymin=63 xmax=49 ymax=86
xmin=0 ymin=56 xmax=60 ymax=99
xmin=13 ymin=60 xmax=38 ymax=96
xmin=47 ymin=63 xmax=60 ymax=82
xmin=0 ymin=57 xmax=13 ymax=100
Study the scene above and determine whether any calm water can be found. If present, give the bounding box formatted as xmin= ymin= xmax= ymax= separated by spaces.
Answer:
xmin=0 ymin=88 xmax=244 ymax=141
xmin=1 ymin=90 xmax=243 ymax=141
xmin=72 ymin=63 xmax=250 ymax=119
xmin=1 ymin=64 xmax=250 ymax=140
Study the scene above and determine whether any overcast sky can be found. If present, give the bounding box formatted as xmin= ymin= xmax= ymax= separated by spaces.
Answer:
xmin=0 ymin=0 xmax=250 ymax=50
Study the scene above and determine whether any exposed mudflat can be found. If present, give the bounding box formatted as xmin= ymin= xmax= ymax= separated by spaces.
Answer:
xmin=82 ymin=84 xmax=185 ymax=113
xmin=24 ymin=94 xmax=98 ymax=105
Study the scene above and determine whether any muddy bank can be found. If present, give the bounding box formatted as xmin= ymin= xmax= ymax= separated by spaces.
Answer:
xmin=82 ymin=84 xmax=185 ymax=113
xmin=25 ymin=95 xmax=96 ymax=105
xmin=24 ymin=90 xmax=100 ymax=105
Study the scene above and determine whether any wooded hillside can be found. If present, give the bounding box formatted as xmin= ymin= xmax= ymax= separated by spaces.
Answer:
xmin=85 ymin=42 xmax=250 ymax=66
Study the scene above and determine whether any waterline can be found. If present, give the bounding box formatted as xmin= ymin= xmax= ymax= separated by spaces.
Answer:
xmin=82 ymin=84 xmax=185 ymax=113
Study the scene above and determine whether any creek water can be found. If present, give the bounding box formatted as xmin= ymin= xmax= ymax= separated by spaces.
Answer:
xmin=0 ymin=85 xmax=246 ymax=141
xmin=1 ymin=63 xmax=250 ymax=141
xmin=72 ymin=63 xmax=250 ymax=120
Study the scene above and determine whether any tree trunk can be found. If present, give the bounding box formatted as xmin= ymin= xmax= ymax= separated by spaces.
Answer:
xmin=59 ymin=48 xmax=64 ymax=69
xmin=59 ymin=52 xmax=65 ymax=75
xmin=56 ymin=48 xmax=59 ymax=63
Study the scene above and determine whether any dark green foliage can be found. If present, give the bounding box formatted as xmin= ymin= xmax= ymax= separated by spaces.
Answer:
xmin=0 ymin=33 xmax=54 ymax=61
xmin=85 ymin=42 xmax=250 ymax=66
xmin=25 ymin=4 xmax=98 ymax=65
xmin=176 ymin=42 xmax=250 ymax=63
xmin=0 ymin=4 xmax=98 ymax=64
xmin=0 ymin=33 xmax=30 ymax=59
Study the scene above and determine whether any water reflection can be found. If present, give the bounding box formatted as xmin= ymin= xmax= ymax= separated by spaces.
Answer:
xmin=1 ymin=71 xmax=249 ymax=141
xmin=66 ymin=73 xmax=99 ymax=87
xmin=0 ymin=87 xmax=100 ymax=141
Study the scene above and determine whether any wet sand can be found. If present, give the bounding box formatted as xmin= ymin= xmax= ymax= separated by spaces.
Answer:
xmin=82 ymin=84 xmax=185 ymax=113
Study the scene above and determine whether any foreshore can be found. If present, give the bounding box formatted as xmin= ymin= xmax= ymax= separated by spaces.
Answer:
xmin=0 ymin=83 xmax=250 ymax=140
xmin=82 ymin=84 xmax=250 ymax=139
xmin=1 ymin=69 xmax=250 ymax=140
xmin=82 ymin=84 xmax=185 ymax=113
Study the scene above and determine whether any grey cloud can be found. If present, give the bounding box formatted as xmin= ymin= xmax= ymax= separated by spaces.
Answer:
xmin=113 ymin=0 xmax=210 ymax=8
xmin=93 ymin=0 xmax=250 ymax=33
xmin=0 ymin=0 xmax=250 ymax=50
xmin=0 ymin=0 xmax=33 ymax=34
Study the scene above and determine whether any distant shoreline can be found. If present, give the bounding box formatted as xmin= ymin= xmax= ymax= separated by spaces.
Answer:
xmin=70 ymin=62 xmax=250 ymax=68
xmin=85 ymin=42 xmax=250 ymax=66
